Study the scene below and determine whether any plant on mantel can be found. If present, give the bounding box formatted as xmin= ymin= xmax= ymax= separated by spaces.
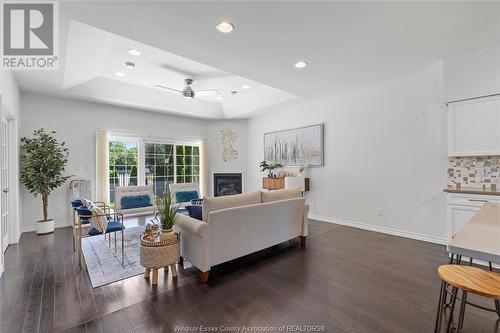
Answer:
xmin=259 ymin=160 xmax=284 ymax=178
xmin=20 ymin=129 xmax=70 ymax=234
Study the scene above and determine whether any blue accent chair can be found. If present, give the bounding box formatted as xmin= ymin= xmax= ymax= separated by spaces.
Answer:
xmin=74 ymin=201 xmax=125 ymax=266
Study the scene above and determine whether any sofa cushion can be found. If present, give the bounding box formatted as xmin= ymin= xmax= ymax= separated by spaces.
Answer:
xmin=261 ymin=187 xmax=301 ymax=203
xmin=202 ymin=191 xmax=261 ymax=222
xmin=175 ymin=190 xmax=199 ymax=203
xmin=120 ymin=194 xmax=152 ymax=209
xmin=185 ymin=205 xmax=202 ymax=220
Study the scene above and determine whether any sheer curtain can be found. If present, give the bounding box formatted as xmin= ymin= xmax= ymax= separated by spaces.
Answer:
xmin=199 ymin=139 xmax=209 ymax=197
xmin=95 ymin=130 xmax=109 ymax=203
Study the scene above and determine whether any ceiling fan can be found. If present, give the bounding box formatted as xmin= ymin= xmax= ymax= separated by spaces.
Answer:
xmin=154 ymin=79 xmax=220 ymax=98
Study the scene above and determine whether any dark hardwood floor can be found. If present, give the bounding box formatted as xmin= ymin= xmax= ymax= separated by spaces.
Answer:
xmin=1 ymin=220 xmax=499 ymax=332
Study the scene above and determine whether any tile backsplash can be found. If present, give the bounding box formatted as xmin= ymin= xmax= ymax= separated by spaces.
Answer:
xmin=448 ymin=156 xmax=500 ymax=187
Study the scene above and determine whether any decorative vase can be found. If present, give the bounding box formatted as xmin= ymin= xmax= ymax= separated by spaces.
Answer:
xmin=160 ymin=229 xmax=176 ymax=241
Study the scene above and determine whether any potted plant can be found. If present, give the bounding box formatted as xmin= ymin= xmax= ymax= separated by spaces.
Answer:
xmin=156 ymin=192 xmax=180 ymax=240
xmin=20 ymin=129 xmax=70 ymax=234
xmin=259 ymin=160 xmax=283 ymax=178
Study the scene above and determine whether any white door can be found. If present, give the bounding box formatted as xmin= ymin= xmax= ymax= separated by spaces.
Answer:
xmin=1 ymin=117 xmax=9 ymax=253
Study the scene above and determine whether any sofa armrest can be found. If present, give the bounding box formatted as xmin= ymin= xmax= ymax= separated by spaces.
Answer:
xmin=302 ymin=204 xmax=309 ymax=237
xmin=175 ymin=214 xmax=211 ymax=272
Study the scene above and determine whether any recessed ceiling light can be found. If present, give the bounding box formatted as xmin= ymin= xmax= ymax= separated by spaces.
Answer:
xmin=216 ymin=21 xmax=234 ymax=33
xmin=125 ymin=62 xmax=135 ymax=69
xmin=241 ymin=84 xmax=250 ymax=89
xmin=115 ymin=71 xmax=125 ymax=77
xmin=294 ymin=61 xmax=308 ymax=69
xmin=128 ymin=49 xmax=141 ymax=56
xmin=230 ymin=91 xmax=238 ymax=95
xmin=217 ymin=96 xmax=223 ymax=100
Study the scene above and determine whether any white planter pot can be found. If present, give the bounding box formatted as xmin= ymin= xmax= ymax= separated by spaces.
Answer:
xmin=36 ymin=219 xmax=55 ymax=234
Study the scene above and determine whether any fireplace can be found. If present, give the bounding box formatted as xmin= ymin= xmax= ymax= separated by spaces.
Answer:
xmin=214 ymin=173 xmax=243 ymax=197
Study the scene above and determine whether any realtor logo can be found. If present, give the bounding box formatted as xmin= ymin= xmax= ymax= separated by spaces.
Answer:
xmin=1 ymin=2 xmax=59 ymax=69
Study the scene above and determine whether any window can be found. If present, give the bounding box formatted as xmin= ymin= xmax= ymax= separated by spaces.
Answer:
xmin=176 ymin=145 xmax=200 ymax=184
xmin=109 ymin=140 xmax=138 ymax=204
xmin=145 ymin=143 xmax=174 ymax=198
xmin=108 ymin=139 xmax=200 ymax=204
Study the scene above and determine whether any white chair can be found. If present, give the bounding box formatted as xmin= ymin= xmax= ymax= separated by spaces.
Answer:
xmin=115 ymin=185 xmax=158 ymax=217
xmin=169 ymin=182 xmax=200 ymax=207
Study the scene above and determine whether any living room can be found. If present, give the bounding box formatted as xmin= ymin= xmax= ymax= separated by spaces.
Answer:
xmin=1 ymin=1 xmax=500 ymax=332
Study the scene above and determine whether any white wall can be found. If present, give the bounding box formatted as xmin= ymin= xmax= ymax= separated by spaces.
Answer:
xmin=206 ymin=120 xmax=248 ymax=196
xmin=247 ymin=62 xmax=448 ymax=243
xmin=0 ymin=70 xmax=21 ymax=277
xmin=20 ymin=93 xmax=245 ymax=231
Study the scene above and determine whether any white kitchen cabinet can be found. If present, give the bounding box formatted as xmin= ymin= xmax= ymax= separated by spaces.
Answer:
xmin=446 ymin=193 xmax=500 ymax=239
xmin=444 ymin=44 xmax=500 ymax=102
xmin=448 ymin=95 xmax=500 ymax=156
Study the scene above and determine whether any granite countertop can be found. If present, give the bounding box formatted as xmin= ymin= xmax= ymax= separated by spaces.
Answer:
xmin=444 ymin=186 xmax=500 ymax=196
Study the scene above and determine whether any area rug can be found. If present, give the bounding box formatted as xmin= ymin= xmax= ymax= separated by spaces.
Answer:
xmin=82 ymin=226 xmax=144 ymax=288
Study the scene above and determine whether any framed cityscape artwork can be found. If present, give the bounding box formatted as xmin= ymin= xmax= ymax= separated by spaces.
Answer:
xmin=264 ymin=123 xmax=324 ymax=166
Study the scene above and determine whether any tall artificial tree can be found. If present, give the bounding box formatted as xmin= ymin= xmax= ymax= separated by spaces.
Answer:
xmin=20 ymin=129 xmax=70 ymax=221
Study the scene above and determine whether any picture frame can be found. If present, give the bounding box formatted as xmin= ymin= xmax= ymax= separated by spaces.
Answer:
xmin=263 ymin=123 xmax=324 ymax=166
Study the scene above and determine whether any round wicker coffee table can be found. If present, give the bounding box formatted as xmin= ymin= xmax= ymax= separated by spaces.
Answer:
xmin=140 ymin=231 xmax=180 ymax=285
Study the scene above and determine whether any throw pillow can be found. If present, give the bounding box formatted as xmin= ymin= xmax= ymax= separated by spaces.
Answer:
xmin=175 ymin=190 xmax=199 ymax=203
xmin=89 ymin=204 xmax=109 ymax=233
xmin=185 ymin=205 xmax=202 ymax=220
xmin=120 ymin=194 xmax=152 ymax=209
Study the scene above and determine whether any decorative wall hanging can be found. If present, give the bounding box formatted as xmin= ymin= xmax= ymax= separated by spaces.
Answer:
xmin=220 ymin=128 xmax=239 ymax=162
xmin=264 ymin=123 xmax=324 ymax=166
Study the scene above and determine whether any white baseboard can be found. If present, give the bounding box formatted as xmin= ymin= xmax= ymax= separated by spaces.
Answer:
xmin=309 ymin=214 xmax=447 ymax=245
xmin=21 ymin=220 xmax=72 ymax=234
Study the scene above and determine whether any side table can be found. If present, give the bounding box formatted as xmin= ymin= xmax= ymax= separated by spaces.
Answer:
xmin=140 ymin=231 xmax=180 ymax=285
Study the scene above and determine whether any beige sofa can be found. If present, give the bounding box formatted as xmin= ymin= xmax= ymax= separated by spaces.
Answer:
xmin=175 ymin=187 xmax=309 ymax=282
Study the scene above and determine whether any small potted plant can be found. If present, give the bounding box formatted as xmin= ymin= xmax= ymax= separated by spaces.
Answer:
xmin=259 ymin=160 xmax=284 ymax=178
xmin=156 ymin=192 xmax=180 ymax=240
xmin=20 ymin=129 xmax=70 ymax=234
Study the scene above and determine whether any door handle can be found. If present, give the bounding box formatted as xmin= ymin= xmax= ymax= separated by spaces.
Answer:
xmin=2 ymin=188 xmax=8 ymax=193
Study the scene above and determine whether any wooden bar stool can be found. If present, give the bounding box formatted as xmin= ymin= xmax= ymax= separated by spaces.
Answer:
xmin=434 ymin=265 xmax=500 ymax=333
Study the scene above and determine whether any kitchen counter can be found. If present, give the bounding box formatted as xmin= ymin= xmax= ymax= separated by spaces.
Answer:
xmin=444 ymin=186 xmax=500 ymax=196
xmin=448 ymin=202 xmax=500 ymax=264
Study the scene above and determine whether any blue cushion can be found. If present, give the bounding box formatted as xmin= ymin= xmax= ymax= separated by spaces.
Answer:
xmin=120 ymin=195 xmax=152 ymax=209
xmin=71 ymin=199 xmax=83 ymax=208
xmin=185 ymin=205 xmax=202 ymax=221
xmin=88 ymin=221 xmax=125 ymax=236
xmin=76 ymin=206 xmax=112 ymax=221
xmin=76 ymin=206 xmax=92 ymax=216
xmin=175 ymin=190 xmax=199 ymax=203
